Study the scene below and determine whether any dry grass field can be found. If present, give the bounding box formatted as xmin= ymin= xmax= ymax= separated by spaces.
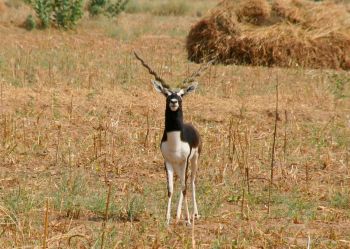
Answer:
xmin=0 ymin=0 xmax=350 ymax=248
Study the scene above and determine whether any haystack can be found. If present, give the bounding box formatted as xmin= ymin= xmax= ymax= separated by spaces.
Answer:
xmin=236 ymin=0 xmax=271 ymax=24
xmin=186 ymin=0 xmax=350 ymax=70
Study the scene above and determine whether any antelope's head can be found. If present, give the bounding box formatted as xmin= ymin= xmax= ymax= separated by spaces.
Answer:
xmin=151 ymin=80 xmax=197 ymax=112
xmin=134 ymin=51 xmax=213 ymax=112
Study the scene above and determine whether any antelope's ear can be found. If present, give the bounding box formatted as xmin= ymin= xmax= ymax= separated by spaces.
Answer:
xmin=151 ymin=80 xmax=171 ymax=97
xmin=178 ymin=82 xmax=198 ymax=97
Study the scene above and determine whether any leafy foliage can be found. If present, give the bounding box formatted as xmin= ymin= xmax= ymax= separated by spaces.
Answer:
xmin=33 ymin=0 xmax=52 ymax=29
xmin=88 ymin=0 xmax=129 ymax=17
xmin=31 ymin=0 xmax=83 ymax=29
xmin=88 ymin=0 xmax=108 ymax=16
xmin=24 ymin=14 xmax=36 ymax=30
xmin=106 ymin=0 xmax=129 ymax=17
xmin=52 ymin=0 xmax=84 ymax=29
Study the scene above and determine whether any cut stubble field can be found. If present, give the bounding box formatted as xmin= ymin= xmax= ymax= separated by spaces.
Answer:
xmin=0 ymin=2 xmax=350 ymax=248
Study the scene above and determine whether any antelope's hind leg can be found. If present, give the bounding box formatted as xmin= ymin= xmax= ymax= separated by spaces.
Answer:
xmin=191 ymin=152 xmax=200 ymax=219
xmin=175 ymin=162 xmax=191 ymax=225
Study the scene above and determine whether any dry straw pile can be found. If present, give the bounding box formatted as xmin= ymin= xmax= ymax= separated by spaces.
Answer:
xmin=186 ymin=0 xmax=350 ymax=70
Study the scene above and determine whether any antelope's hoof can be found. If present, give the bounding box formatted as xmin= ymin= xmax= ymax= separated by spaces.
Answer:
xmin=193 ymin=213 xmax=200 ymax=219
xmin=185 ymin=220 xmax=192 ymax=226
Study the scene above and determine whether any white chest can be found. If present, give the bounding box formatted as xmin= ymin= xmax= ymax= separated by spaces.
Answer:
xmin=161 ymin=131 xmax=191 ymax=165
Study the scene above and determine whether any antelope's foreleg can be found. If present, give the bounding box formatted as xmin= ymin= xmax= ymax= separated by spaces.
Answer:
xmin=165 ymin=162 xmax=174 ymax=225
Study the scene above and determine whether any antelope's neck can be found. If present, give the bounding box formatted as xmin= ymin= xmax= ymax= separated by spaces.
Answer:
xmin=165 ymin=109 xmax=183 ymax=132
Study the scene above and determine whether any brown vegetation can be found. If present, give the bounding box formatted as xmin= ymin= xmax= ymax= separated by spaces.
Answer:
xmin=236 ymin=0 xmax=271 ymax=24
xmin=187 ymin=0 xmax=350 ymax=70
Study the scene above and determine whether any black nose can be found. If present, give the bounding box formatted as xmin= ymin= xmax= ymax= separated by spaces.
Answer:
xmin=170 ymin=99 xmax=178 ymax=104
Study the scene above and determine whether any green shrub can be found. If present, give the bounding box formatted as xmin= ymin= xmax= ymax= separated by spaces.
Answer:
xmin=24 ymin=14 xmax=36 ymax=30
xmin=106 ymin=0 xmax=129 ymax=17
xmin=34 ymin=0 xmax=52 ymax=29
xmin=88 ymin=0 xmax=129 ymax=17
xmin=88 ymin=0 xmax=108 ymax=16
xmin=31 ymin=0 xmax=83 ymax=29
xmin=52 ymin=0 xmax=84 ymax=29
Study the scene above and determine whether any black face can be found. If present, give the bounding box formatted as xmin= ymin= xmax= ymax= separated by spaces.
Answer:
xmin=166 ymin=92 xmax=182 ymax=112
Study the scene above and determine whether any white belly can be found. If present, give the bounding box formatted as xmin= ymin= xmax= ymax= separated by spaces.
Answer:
xmin=161 ymin=131 xmax=191 ymax=165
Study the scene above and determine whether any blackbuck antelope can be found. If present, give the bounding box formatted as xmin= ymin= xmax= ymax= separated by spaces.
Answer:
xmin=134 ymin=52 xmax=213 ymax=225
